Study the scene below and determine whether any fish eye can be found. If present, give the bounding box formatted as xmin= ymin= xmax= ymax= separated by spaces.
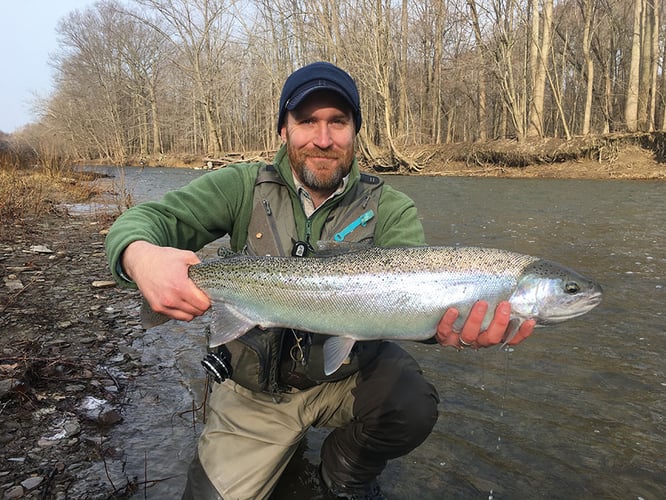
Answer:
xmin=564 ymin=281 xmax=581 ymax=294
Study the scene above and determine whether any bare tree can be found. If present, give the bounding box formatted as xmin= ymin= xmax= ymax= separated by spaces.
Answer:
xmin=466 ymin=0 xmax=488 ymax=141
xmin=646 ymin=0 xmax=659 ymax=131
xmin=625 ymin=0 xmax=642 ymax=131
xmin=490 ymin=0 xmax=526 ymax=139
xmin=52 ymin=2 xmax=135 ymax=162
xmin=578 ymin=0 xmax=596 ymax=136
xmin=131 ymin=0 xmax=239 ymax=155
xmin=527 ymin=0 xmax=553 ymax=137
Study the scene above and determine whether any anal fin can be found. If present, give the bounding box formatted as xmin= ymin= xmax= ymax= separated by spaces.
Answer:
xmin=323 ymin=336 xmax=357 ymax=376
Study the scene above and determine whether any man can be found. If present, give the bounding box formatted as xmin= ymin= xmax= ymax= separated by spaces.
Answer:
xmin=105 ymin=61 xmax=534 ymax=500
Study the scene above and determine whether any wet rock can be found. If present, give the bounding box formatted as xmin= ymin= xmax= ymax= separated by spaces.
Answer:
xmin=78 ymin=396 xmax=123 ymax=426
xmin=107 ymin=353 xmax=126 ymax=364
xmin=38 ymin=416 xmax=81 ymax=447
xmin=21 ymin=475 xmax=44 ymax=490
xmin=117 ymin=345 xmax=141 ymax=361
xmin=82 ymin=434 xmax=107 ymax=446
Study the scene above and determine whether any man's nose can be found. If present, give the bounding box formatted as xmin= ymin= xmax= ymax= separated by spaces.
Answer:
xmin=312 ymin=123 xmax=333 ymax=148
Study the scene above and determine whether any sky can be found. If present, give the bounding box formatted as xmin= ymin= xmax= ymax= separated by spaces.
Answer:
xmin=0 ymin=0 xmax=97 ymax=133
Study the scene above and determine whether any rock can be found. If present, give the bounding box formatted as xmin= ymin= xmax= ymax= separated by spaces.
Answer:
xmin=3 ymin=485 xmax=24 ymax=498
xmin=107 ymin=353 xmax=126 ymax=364
xmin=65 ymin=384 xmax=86 ymax=393
xmin=98 ymin=408 xmax=123 ymax=425
xmin=37 ymin=437 xmax=60 ymax=448
xmin=3 ymin=277 xmax=24 ymax=291
xmin=21 ymin=476 xmax=44 ymax=490
xmin=78 ymin=396 xmax=123 ymax=426
xmin=29 ymin=245 xmax=54 ymax=254
xmin=38 ymin=416 xmax=81 ymax=448
xmin=0 ymin=378 xmax=17 ymax=398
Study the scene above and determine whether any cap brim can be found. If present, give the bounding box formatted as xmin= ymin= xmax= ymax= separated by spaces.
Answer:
xmin=286 ymin=81 xmax=354 ymax=111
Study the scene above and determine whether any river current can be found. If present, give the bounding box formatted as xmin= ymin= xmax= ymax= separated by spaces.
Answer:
xmin=80 ymin=166 xmax=665 ymax=499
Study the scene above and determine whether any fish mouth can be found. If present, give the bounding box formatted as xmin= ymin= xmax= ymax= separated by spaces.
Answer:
xmin=539 ymin=293 xmax=603 ymax=324
xmin=582 ymin=291 xmax=603 ymax=307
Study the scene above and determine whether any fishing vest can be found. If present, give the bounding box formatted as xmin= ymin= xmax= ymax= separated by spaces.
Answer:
xmin=218 ymin=164 xmax=385 ymax=394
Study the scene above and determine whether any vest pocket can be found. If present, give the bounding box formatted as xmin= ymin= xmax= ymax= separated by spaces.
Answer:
xmin=217 ymin=327 xmax=285 ymax=394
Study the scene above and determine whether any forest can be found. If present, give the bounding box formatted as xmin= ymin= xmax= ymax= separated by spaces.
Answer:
xmin=7 ymin=0 xmax=666 ymax=169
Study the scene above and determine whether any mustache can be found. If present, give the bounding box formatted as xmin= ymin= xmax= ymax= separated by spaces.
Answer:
xmin=302 ymin=148 xmax=340 ymax=159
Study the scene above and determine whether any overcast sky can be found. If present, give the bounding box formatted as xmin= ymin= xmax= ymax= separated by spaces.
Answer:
xmin=0 ymin=0 xmax=97 ymax=133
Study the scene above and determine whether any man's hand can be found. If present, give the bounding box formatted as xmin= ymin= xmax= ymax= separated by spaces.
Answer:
xmin=121 ymin=241 xmax=211 ymax=322
xmin=435 ymin=301 xmax=535 ymax=349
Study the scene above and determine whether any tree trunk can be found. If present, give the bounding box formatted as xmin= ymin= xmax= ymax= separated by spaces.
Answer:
xmin=580 ymin=0 xmax=594 ymax=136
xmin=467 ymin=0 xmax=488 ymax=141
xmin=625 ymin=0 xmax=643 ymax=131
xmin=528 ymin=0 xmax=553 ymax=138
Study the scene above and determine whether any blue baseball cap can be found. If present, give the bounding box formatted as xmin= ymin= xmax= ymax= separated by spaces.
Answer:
xmin=277 ymin=62 xmax=362 ymax=134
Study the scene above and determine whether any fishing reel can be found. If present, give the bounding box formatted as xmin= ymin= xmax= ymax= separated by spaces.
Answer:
xmin=201 ymin=350 xmax=233 ymax=384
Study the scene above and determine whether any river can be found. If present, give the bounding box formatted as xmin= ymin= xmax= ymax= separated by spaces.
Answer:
xmin=83 ymin=166 xmax=665 ymax=499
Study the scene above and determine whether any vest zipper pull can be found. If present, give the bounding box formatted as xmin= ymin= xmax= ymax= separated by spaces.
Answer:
xmin=334 ymin=210 xmax=375 ymax=242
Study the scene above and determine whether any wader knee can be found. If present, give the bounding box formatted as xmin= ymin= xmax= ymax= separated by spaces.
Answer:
xmin=320 ymin=342 xmax=439 ymax=488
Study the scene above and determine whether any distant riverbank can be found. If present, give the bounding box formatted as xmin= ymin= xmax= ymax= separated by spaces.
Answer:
xmin=81 ymin=134 xmax=666 ymax=180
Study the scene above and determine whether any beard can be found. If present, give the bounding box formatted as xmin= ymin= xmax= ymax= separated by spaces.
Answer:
xmin=287 ymin=141 xmax=354 ymax=193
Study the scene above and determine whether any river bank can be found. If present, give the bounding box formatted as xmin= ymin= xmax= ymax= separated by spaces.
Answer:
xmin=411 ymin=142 xmax=666 ymax=179
xmin=1 ymin=214 xmax=144 ymax=498
xmin=97 ymin=135 xmax=665 ymax=180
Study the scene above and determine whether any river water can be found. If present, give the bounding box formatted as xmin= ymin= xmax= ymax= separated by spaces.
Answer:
xmin=83 ymin=166 xmax=665 ymax=499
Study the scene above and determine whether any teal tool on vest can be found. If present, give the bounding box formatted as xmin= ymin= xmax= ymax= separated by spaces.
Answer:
xmin=334 ymin=210 xmax=375 ymax=242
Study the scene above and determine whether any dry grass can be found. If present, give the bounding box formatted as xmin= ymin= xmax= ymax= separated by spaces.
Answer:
xmin=0 ymin=165 xmax=106 ymax=240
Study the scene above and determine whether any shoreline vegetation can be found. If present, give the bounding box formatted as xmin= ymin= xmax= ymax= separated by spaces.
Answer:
xmin=82 ymin=133 xmax=666 ymax=180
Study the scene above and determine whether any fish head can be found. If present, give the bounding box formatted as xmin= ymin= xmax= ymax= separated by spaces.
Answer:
xmin=509 ymin=259 xmax=603 ymax=325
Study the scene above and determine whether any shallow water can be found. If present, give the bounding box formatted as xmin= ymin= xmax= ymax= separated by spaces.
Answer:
xmin=83 ymin=167 xmax=665 ymax=498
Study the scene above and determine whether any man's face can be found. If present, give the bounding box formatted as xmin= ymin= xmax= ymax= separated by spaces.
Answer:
xmin=280 ymin=90 xmax=355 ymax=194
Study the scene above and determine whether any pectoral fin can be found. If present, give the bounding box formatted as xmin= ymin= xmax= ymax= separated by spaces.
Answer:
xmin=323 ymin=336 xmax=357 ymax=376
xmin=140 ymin=299 xmax=171 ymax=329
xmin=499 ymin=318 xmax=521 ymax=349
xmin=208 ymin=299 xmax=257 ymax=347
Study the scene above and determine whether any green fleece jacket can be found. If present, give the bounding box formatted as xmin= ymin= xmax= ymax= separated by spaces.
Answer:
xmin=105 ymin=145 xmax=426 ymax=286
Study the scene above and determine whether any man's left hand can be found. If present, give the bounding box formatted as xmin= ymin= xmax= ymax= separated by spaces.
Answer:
xmin=435 ymin=301 xmax=535 ymax=349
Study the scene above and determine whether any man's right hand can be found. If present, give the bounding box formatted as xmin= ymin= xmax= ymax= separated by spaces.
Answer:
xmin=121 ymin=241 xmax=211 ymax=322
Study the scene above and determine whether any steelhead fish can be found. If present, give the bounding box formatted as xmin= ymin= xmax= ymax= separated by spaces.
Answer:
xmin=142 ymin=246 xmax=602 ymax=375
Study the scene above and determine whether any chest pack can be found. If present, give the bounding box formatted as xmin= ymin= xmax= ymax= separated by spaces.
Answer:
xmin=245 ymin=164 xmax=382 ymax=256
xmin=217 ymin=165 xmax=385 ymax=394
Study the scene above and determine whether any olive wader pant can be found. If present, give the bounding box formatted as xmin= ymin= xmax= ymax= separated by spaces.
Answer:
xmin=182 ymin=341 xmax=439 ymax=500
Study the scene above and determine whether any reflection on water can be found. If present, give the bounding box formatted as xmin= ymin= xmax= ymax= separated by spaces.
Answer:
xmin=84 ymin=167 xmax=664 ymax=498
